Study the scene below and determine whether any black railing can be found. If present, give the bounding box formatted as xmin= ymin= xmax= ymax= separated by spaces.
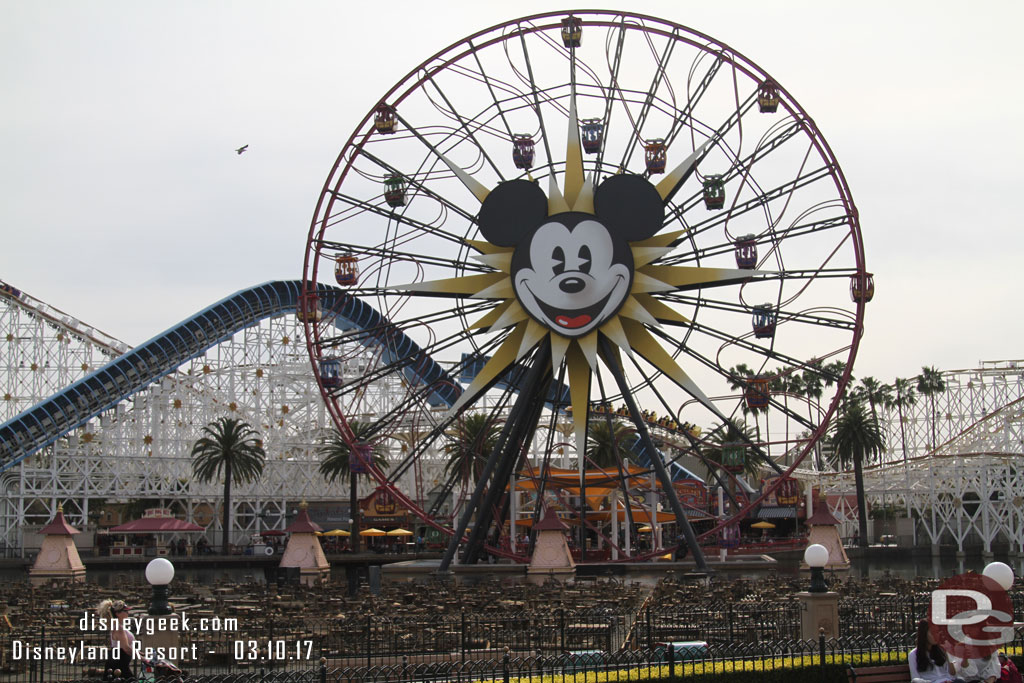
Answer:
xmin=38 ymin=631 xmax=1016 ymax=683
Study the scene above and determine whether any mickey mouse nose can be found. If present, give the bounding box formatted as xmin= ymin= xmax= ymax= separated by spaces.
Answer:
xmin=559 ymin=277 xmax=585 ymax=294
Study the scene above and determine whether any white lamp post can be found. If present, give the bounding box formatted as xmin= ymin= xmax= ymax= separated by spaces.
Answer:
xmin=804 ymin=543 xmax=829 ymax=593
xmin=145 ymin=558 xmax=175 ymax=615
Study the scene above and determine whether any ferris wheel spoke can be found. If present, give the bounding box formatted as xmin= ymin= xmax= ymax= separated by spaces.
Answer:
xmin=656 ymin=290 xmax=858 ymax=333
xmin=424 ymin=77 xmax=507 ymax=182
xmin=466 ymin=42 xmax=517 ymax=141
xmin=645 ymin=319 xmax=816 ymax=390
xmin=590 ymin=19 xmax=627 ymax=175
xmin=663 ymin=56 xmax=725 ymax=149
xmin=616 ymin=29 xmax=679 ymax=169
xmin=326 ymin=189 xmax=469 ymax=247
xmin=354 ymin=144 xmax=482 ymax=226
xmin=316 ymin=300 xmax=495 ymax=351
xmin=671 ymin=163 xmax=834 ymax=239
xmin=516 ymin=30 xmax=555 ymax=171
xmin=317 ymin=240 xmax=492 ymax=275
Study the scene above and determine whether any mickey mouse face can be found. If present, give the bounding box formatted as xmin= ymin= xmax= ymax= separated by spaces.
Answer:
xmin=512 ymin=214 xmax=632 ymax=336
xmin=477 ymin=174 xmax=664 ymax=339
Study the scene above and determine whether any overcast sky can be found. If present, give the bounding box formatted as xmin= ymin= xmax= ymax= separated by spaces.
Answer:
xmin=2 ymin=1 xmax=1022 ymax=387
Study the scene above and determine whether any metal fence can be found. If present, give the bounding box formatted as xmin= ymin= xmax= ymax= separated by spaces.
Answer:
xmin=5 ymin=597 xmax=1024 ymax=682
xmin=13 ymin=631 xmax=963 ymax=683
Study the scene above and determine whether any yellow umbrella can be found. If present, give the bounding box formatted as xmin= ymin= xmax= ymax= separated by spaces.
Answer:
xmin=751 ymin=521 xmax=776 ymax=529
xmin=323 ymin=529 xmax=350 ymax=537
xmin=637 ymin=525 xmax=654 ymax=533
xmin=386 ymin=528 xmax=413 ymax=536
xmin=359 ymin=528 xmax=386 ymax=536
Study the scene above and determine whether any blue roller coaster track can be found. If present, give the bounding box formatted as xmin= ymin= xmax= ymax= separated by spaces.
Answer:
xmin=0 ymin=280 xmax=705 ymax=488
xmin=0 ymin=281 xmax=461 ymax=473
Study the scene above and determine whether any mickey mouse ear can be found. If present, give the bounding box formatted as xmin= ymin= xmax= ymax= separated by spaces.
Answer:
xmin=477 ymin=180 xmax=548 ymax=247
xmin=594 ymin=174 xmax=664 ymax=242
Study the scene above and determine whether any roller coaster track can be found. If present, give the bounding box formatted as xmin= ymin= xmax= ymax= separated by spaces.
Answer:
xmin=1 ymin=277 xmax=704 ymax=487
xmin=0 ymin=281 xmax=461 ymax=473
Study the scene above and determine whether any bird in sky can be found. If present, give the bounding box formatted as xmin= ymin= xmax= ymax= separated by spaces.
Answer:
xmin=235 ymin=145 xmax=248 ymax=155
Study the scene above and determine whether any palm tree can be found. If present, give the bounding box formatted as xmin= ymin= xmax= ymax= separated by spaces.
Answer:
xmin=857 ymin=376 xmax=893 ymax=427
xmin=191 ymin=417 xmax=266 ymax=554
xmin=892 ymin=378 xmax=918 ymax=464
xmin=830 ymin=399 xmax=885 ymax=548
xmin=442 ymin=413 xmax=502 ymax=517
xmin=917 ymin=366 xmax=946 ymax=451
xmin=704 ymin=421 xmax=762 ymax=480
xmin=802 ymin=364 xmax=825 ymax=470
xmin=585 ymin=419 xmax=636 ymax=469
xmin=319 ymin=421 xmax=388 ymax=553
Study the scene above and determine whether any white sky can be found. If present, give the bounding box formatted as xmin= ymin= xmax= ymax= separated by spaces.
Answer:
xmin=2 ymin=0 xmax=1022 ymax=387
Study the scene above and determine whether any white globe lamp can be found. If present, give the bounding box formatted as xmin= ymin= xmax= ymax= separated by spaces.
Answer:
xmin=145 ymin=558 xmax=175 ymax=615
xmin=804 ymin=543 xmax=829 ymax=592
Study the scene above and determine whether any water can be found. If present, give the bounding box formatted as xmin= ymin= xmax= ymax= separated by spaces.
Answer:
xmin=4 ymin=553 xmax=1019 ymax=587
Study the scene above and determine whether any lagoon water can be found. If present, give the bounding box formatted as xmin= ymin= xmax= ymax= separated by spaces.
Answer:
xmin=3 ymin=553 xmax=1020 ymax=588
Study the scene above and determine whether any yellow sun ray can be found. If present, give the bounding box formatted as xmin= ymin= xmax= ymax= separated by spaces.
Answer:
xmin=548 ymin=175 xmax=570 ymax=215
xmin=490 ymin=299 xmax=529 ymax=330
xmin=631 ymin=229 xmax=688 ymax=250
xmin=577 ymin=332 xmax=599 ymax=370
xmin=655 ymin=137 xmax=716 ymax=202
xmin=549 ymin=334 xmax=570 ymax=376
xmin=471 ymin=252 xmax=513 ymax=272
xmin=438 ymin=151 xmax=490 ymax=203
xmin=518 ymin=320 xmax=548 ymax=359
xmin=448 ymin=322 xmax=527 ymax=415
xmin=630 ymin=271 xmax=675 ymax=294
xmin=565 ymin=342 xmax=591 ymax=459
xmin=631 ymin=246 xmax=673 ymax=268
xmin=618 ymin=296 xmax=661 ymax=328
xmin=463 ymin=239 xmax=512 ymax=255
xmin=563 ymin=97 xmax=585 ymax=209
xmin=619 ymin=319 xmax=716 ymax=411
xmin=599 ymin=315 xmax=635 ymax=361
xmin=469 ymin=300 xmax=513 ymax=330
xmin=638 ymin=265 xmax=762 ymax=289
xmin=571 ymin=178 xmax=595 ymax=213
xmin=472 ymin=277 xmax=514 ymax=300
xmin=393 ymin=272 xmax=506 ymax=296
xmin=632 ymin=293 xmax=691 ymax=325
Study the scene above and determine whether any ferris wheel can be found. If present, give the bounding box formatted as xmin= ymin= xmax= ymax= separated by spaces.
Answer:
xmin=302 ymin=11 xmax=869 ymax=566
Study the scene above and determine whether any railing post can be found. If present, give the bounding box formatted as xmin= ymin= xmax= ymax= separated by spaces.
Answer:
xmin=646 ymin=606 xmax=653 ymax=651
xmin=560 ymin=608 xmax=566 ymax=652
xmin=461 ymin=610 xmax=467 ymax=663
xmin=819 ymin=627 xmax=826 ymax=675
xmin=728 ymin=603 xmax=734 ymax=642
xmin=667 ymin=642 xmax=676 ymax=682
xmin=366 ymin=613 xmax=372 ymax=668
xmin=503 ymin=647 xmax=511 ymax=683
xmin=402 ymin=654 xmax=409 ymax=682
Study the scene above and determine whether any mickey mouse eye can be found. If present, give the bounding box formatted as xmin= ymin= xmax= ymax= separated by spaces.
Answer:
xmin=578 ymin=246 xmax=591 ymax=274
xmin=552 ymin=246 xmax=566 ymax=276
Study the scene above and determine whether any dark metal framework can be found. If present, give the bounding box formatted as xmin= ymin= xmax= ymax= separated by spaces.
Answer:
xmin=302 ymin=11 xmax=866 ymax=563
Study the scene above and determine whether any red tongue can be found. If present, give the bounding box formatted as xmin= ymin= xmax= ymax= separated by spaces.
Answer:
xmin=556 ymin=314 xmax=591 ymax=329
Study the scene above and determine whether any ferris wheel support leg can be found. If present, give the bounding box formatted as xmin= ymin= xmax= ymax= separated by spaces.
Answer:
xmin=599 ymin=337 xmax=709 ymax=571
xmin=464 ymin=376 xmax=550 ymax=565
xmin=439 ymin=344 xmax=552 ymax=573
